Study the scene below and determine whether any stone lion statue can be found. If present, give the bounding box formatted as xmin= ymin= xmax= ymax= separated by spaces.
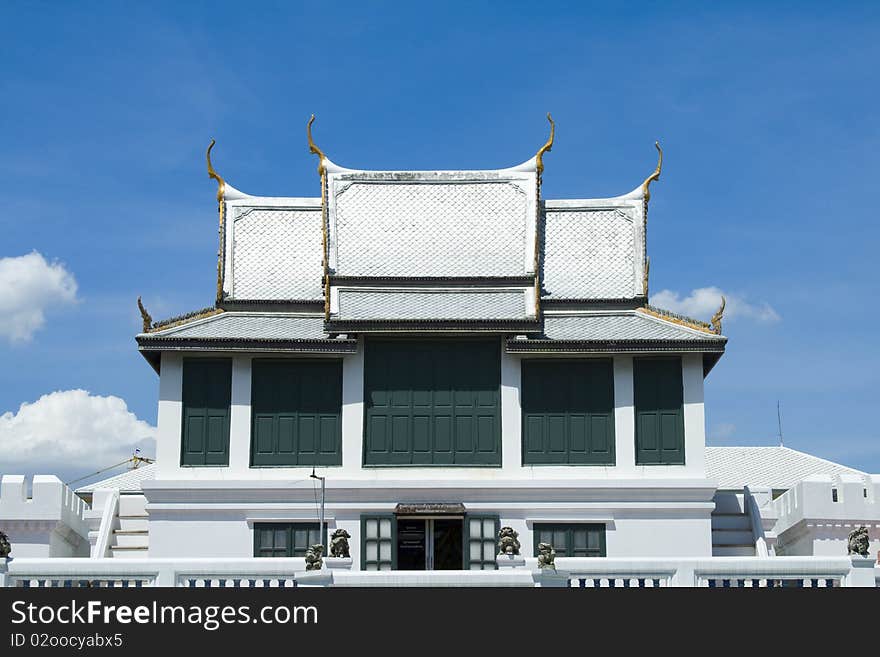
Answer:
xmin=498 ymin=527 xmax=521 ymax=555
xmin=305 ymin=544 xmax=324 ymax=571
xmin=847 ymin=526 xmax=870 ymax=557
xmin=0 ymin=530 xmax=10 ymax=558
xmin=330 ymin=529 xmax=351 ymax=558
xmin=536 ymin=542 xmax=556 ymax=570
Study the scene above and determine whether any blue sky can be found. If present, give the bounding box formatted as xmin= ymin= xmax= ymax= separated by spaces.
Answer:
xmin=1 ymin=1 xmax=878 ymax=479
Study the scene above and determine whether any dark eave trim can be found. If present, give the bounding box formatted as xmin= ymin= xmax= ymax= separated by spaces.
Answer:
xmin=505 ymin=338 xmax=726 ymax=354
xmin=329 ymin=276 xmax=534 ymax=286
xmin=217 ymin=300 xmax=324 ymax=312
xmin=137 ymin=337 xmax=357 ymax=353
xmin=326 ymin=319 xmax=542 ymax=333
xmin=541 ymin=296 xmax=648 ymax=307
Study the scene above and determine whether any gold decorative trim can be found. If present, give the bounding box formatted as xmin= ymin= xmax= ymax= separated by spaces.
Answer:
xmin=535 ymin=113 xmax=555 ymax=176
xmin=151 ymin=308 xmax=224 ymax=333
xmin=643 ymin=256 xmax=650 ymax=297
xmin=207 ymin=139 xmax=227 ymax=303
xmin=307 ymin=114 xmax=327 ymax=177
xmin=308 ymin=115 xmax=331 ymax=319
xmin=710 ymin=296 xmax=726 ymax=335
xmin=637 ymin=305 xmax=717 ymax=335
xmin=137 ymin=296 xmax=153 ymax=333
xmin=641 ymin=141 xmax=663 ymax=202
xmin=206 ymin=139 xmax=225 ymax=203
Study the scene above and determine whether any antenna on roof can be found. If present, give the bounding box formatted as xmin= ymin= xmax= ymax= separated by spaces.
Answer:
xmin=776 ymin=401 xmax=784 ymax=447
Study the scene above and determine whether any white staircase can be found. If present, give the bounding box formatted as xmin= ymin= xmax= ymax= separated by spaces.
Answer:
xmin=109 ymin=494 xmax=149 ymax=559
xmin=712 ymin=491 xmax=756 ymax=556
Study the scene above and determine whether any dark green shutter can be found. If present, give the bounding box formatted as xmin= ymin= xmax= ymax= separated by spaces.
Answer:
xmin=533 ymin=523 xmax=606 ymax=557
xmin=361 ymin=514 xmax=396 ymax=570
xmin=251 ymin=360 xmax=342 ymax=466
xmin=465 ymin=515 xmax=499 ymax=570
xmin=521 ymin=359 xmax=615 ymax=465
xmin=181 ymin=359 xmax=231 ymax=466
xmin=634 ymin=357 xmax=684 ymax=465
xmin=254 ymin=523 xmax=320 ymax=557
xmin=364 ymin=340 xmax=501 ymax=466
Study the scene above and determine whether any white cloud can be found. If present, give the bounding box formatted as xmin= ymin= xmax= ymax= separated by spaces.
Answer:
xmin=0 ymin=251 xmax=78 ymax=343
xmin=0 ymin=390 xmax=156 ymax=476
xmin=710 ymin=423 xmax=737 ymax=441
xmin=649 ymin=286 xmax=780 ymax=324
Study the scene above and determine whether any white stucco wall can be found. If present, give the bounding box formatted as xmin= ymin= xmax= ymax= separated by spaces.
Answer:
xmin=773 ymin=474 xmax=880 ymax=558
xmin=0 ymin=475 xmax=90 ymax=558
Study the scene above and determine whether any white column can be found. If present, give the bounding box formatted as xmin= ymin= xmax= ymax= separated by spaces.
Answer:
xmin=155 ymin=353 xmax=183 ymax=479
xmin=340 ymin=337 xmax=365 ymax=476
xmin=228 ymin=356 xmax=252 ymax=476
xmin=681 ymin=353 xmax=706 ymax=476
xmin=613 ymin=356 xmax=635 ymax=474
xmin=500 ymin=348 xmax=522 ymax=473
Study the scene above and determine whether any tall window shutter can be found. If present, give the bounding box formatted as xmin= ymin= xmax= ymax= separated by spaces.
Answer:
xmin=251 ymin=359 xmax=342 ymax=466
xmin=364 ymin=339 xmax=501 ymax=466
xmin=181 ymin=359 xmax=231 ymax=466
xmin=361 ymin=514 xmax=396 ymax=571
xmin=465 ymin=515 xmax=500 ymax=570
xmin=634 ymin=357 xmax=685 ymax=465
xmin=521 ymin=359 xmax=615 ymax=465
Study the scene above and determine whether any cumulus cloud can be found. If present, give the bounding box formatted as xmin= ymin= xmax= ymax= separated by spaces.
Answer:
xmin=649 ymin=286 xmax=780 ymax=324
xmin=0 ymin=251 xmax=78 ymax=343
xmin=0 ymin=390 xmax=156 ymax=477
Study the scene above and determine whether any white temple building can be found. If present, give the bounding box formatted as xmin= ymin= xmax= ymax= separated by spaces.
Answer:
xmin=1 ymin=116 xmax=877 ymax=586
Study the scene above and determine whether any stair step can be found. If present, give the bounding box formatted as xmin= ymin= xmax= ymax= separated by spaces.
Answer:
xmin=712 ymin=529 xmax=753 ymax=545
xmin=713 ymin=546 xmax=756 ymax=557
xmin=113 ymin=533 xmax=149 ymax=548
xmin=110 ymin=546 xmax=148 ymax=559
xmin=117 ymin=518 xmax=148 ymax=532
xmin=713 ymin=493 xmax=746 ymax=514
xmin=711 ymin=515 xmax=752 ymax=530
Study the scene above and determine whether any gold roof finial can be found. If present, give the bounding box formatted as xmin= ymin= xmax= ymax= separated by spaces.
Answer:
xmin=641 ymin=141 xmax=663 ymax=202
xmin=307 ymin=114 xmax=327 ymax=177
xmin=206 ymin=139 xmax=225 ymax=203
xmin=137 ymin=296 xmax=153 ymax=333
xmin=710 ymin=295 xmax=726 ymax=335
xmin=535 ymin=113 xmax=555 ymax=176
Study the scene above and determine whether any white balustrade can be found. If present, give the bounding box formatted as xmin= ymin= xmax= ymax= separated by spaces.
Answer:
xmin=2 ymin=556 xmax=876 ymax=587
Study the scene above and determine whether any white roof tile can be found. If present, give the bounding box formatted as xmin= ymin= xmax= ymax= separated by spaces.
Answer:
xmin=75 ymin=463 xmax=157 ymax=494
xmin=705 ymin=446 xmax=865 ymax=489
xmin=146 ymin=313 xmax=330 ymax=341
xmin=335 ymin=289 xmax=529 ymax=321
xmin=230 ymin=206 xmax=323 ymax=300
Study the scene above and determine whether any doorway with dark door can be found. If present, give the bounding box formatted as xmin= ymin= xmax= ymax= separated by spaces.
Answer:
xmin=396 ymin=517 xmax=463 ymax=570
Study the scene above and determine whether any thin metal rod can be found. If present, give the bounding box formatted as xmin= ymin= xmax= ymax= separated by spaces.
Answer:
xmin=310 ymin=467 xmax=326 ymax=548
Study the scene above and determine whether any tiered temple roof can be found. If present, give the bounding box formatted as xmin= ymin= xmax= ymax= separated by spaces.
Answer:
xmin=137 ymin=116 xmax=725 ymax=372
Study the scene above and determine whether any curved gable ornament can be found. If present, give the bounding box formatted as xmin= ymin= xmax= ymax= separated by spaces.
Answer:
xmin=641 ymin=141 xmax=663 ymax=202
xmin=206 ymin=139 xmax=226 ymax=203
xmin=307 ymin=114 xmax=328 ymax=177
xmin=535 ymin=113 xmax=555 ymax=176
xmin=710 ymin=296 xmax=726 ymax=335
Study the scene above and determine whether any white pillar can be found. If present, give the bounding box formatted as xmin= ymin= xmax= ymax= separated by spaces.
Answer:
xmin=500 ymin=348 xmax=522 ymax=472
xmin=846 ymin=555 xmax=877 ymax=587
xmin=228 ymin=356 xmax=252 ymax=475
xmin=613 ymin=356 xmax=635 ymax=473
xmin=155 ymin=353 xmax=183 ymax=479
xmin=341 ymin=337 xmax=365 ymax=475
xmin=681 ymin=354 xmax=706 ymax=476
